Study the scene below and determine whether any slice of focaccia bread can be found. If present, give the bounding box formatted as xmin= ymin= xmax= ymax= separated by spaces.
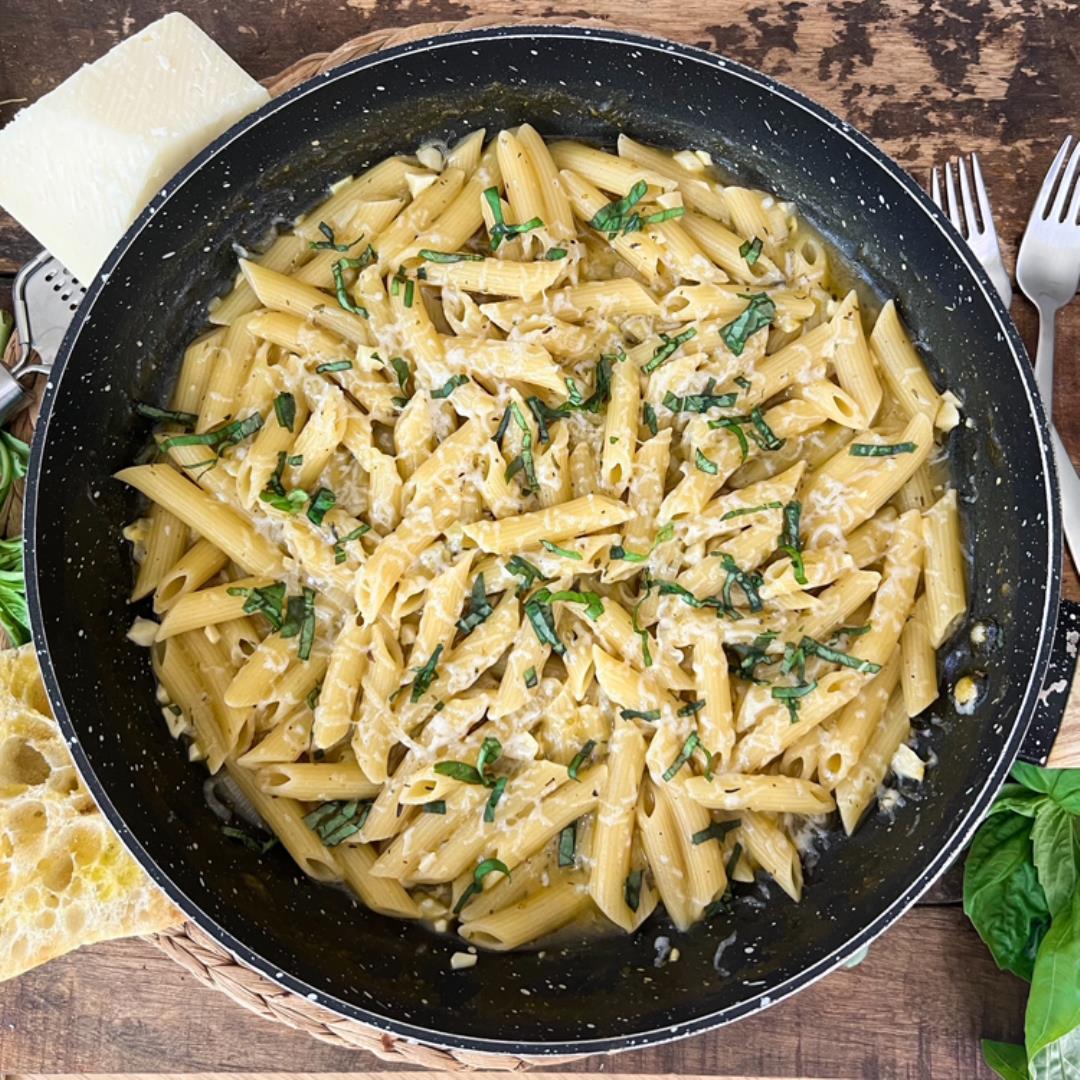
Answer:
xmin=0 ymin=644 xmax=181 ymax=981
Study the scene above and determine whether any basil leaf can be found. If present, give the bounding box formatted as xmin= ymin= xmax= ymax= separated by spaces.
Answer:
xmin=431 ymin=374 xmax=469 ymax=399
xmin=739 ymin=236 xmax=763 ymax=265
xmin=316 ymin=360 xmax=353 ymax=373
xmin=506 ymin=554 xmax=550 ymax=597
xmin=1031 ymin=802 xmax=1080 ymax=917
xmin=540 ymin=539 xmax=582 ymax=560
xmin=692 ymin=819 xmax=739 ymax=846
xmin=643 ymin=401 xmax=659 ymax=436
xmin=979 ymin=1040 xmax=1029 ymax=1080
xmin=274 ymin=392 xmax=296 ymax=432
xmin=1012 ymin=763 xmax=1080 ymax=815
xmin=434 ymin=761 xmax=484 ymax=785
xmin=306 ymin=487 xmax=336 ymax=526
xmin=624 ymin=868 xmax=643 ymax=912
xmin=484 ymin=776 xmax=508 ymax=822
xmin=546 ymin=247 xmax=568 ymax=260
xmin=454 ymin=856 xmax=511 ymax=914
xmin=424 ymin=800 xmax=447 ymax=814
xmin=409 ymin=643 xmax=443 ymax=702
xmin=589 ymin=179 xmax=647 ymax=234
xmin=642 ymin=327 xmax=697 ymax=374
xmin=419 ymin=249 xmax=484 ymax=263
xmin=720 ymin=293 xmax=775 ymax=356
xmin=310 ymin=221 xmax=354 ymax=251
xmin=620 ymin=708 xmax=661 ymax=722
xmin=135 ymin=402 xmax=198 ymax=427
xmin=303 ymin=799 xmax=372 ymax=846
xmin=558 ymin=822 xmax=577 ymax=867
xmin=1030 ymin=1026 xmax=1080 ymax=1079
xmin=568 ymin=739 xmax=596 ymax=781
xmin=963 ymin=809 xmax=1051 ymax=982
xmin=849 ymin=441 xmax=918 ymax=457
xmin=331 ymin=258 xmax=369 ymax=318
xmin=1026 ymin=888 xmax=1080 ymax=1062
xmin=991 ymin=785 xmax=1049 ymax=819
xmin=457 ymin=573 xmax=493 ymax=636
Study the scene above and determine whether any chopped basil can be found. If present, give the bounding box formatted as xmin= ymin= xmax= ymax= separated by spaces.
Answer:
xmin=692 ymin=819 xmax=739 ymax=846
xmin=316 ymin=360 xmax=353 ymax=373
xmin=457 ymin=573 xmax=493 ymax=636
xmin=504 ymin=401 xmax=537 ymax=492
xmin=678 ymin=699 xmax=706 ymax=717
xmin=663 ymin=732 xmax=702 ymax=782
xmin=568 ymin=352 xmax=617 ymax=415
xmin=424 ymin=800 xmax=446 ymax=814
xmin=833 ymin=624 xmax=872 ymax=642
xmin=227 ymin=582 xmax=286 ymax=630
xmin=695 ymin=448 xmax=719 ymax=475
xmin=721 ymin=501 xmax=784 ymax=521
xmin=419 ymin=249 xmax=485 ymax=263
xmin=505 ymin=554 xmax=550 ymax=597
xmin=431 ymin=374 xmax=469 ymax=399
xmin=663 ymin=387 xmax=738 ymax=414
xmin=558 ymin=822 xmax=577 ymax=867
xmin=331 ymin=258 xmax=369 ymax=318
xmin=642 ymin=327 xmax=698 ymax=374
xmin=589 ymin=179 xmax=648 ymax=235
xmin=849 ymin=441 xmax=918 ymax=457
xmin=546 ymin=247 xmax=568 ymax=260
xmin=403 ymin=278 xmax=415 ymax=308
xmin=310 ymin=221 xmax=353 ymax=251
xmin=483 ymin=186 xmax=544 ymax=249
xmin=306 ymin=487 xmax=336 ymax=526
xmin=134 ymin=402 xmax=197 ymax=427
xmin=643 ymin=401 xmax=659 ymax=436
xmin=656 ymin=579 xmax=715 ymax=610
xmin=567 ymin=739 xmax=596 ymax=781
xmin=526 ymin=395 xmax=569 ymax=442
xmin=390 ymin=265 xmax=406 ymax=296
xmin=739 ymin=236 xmax=763 ymax=265
xmin=274 ymin=392 xmax=296 ymax=432
xmin=540 ymin=539 xmax=582 ymax=561
xmin=543 ymin=587 xmax=604 ymax=622
xmin=524 ymin=592 xmax=564 ymax=655
xmin=624 ymin=868 xmax=644 ymax=912
xmin=484 ymin=776 xmax=508 ymax=822
xmin=620 ymin=708 xmax=661 ymax=721
xmin=717 ymin=552 xmax=764 ymax=613
xmin=524 ymin=666 xmax=538 ymax=689
xmin=779 ymin=499 xmax=807 ymax=585
xmin=159 ymin=412 xmax=263 ymax=453
xmin=332 ymin=522 xmax=370 ymax=564
xmin=771 ymin=680 xmax=818 ymax=723
xmin=221 ymin=824 xmax=278 ymax=854
xmin=641 ymin=206 xmax=685 ymax=226
xmin=493 ymin=404 xmax=514 ymax=446
xmin=410 ymin=643 xmax=444 ymax=702
xmin=720 ymin=293 xmax=776 ymax=356
xmin=306 ymin=684 xmax=321 ymax=711
xmin=454 ymin=856 xmax=511 ymax=914
xmin=260 ymin=488 xmax=308 ymax=514
xmin=477 ymin=734 xmax=501 ymax=786
xmin=304 ymin=799 xmax=372 ymax=846
xmin=748 ymin=408 xmax=784 ymax=451
xmin=388 ymin=356 xmax=411 ymax=392
xmin=724 ymin=840 xmax=744 ymax=885
xmin=632 ymin=599 xmax=653 ymax=668
xmin=730 ymin=631 xmax=779 ymax=682
xmin=288 ymin=454 xmax=303 ymax=466
xmin=799 ymin=634 xmax=881 ymax=674
xmin=709 ymin=417 xmax=750 ymax=461
xmin=434 ymin=760 xmax=484 ymax=785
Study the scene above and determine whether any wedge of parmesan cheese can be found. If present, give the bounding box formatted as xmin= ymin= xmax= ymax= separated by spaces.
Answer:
xmin=0 ymin=13 xmax=269 ymax=283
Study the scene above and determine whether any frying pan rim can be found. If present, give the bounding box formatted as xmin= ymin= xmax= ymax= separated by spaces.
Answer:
xmin=25 ymin=23 xmax=1062 ymax=1057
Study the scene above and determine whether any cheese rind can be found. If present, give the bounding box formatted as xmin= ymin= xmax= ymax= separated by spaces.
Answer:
xmin=0 ymin=12 xmax=269 ymax=283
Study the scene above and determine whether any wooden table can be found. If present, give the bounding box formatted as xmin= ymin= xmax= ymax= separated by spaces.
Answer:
xmin=0 ymin=1 xmax=1078 ymax=1077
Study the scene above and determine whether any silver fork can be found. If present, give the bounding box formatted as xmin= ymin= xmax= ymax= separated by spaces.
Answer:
xmin=1017 ymin=136 xmax=1080 ymax=406
xmin=929 ymin=152 xmax=1080 ymax=565
xmin=932 ymin=156 xmax=1012 ymax=306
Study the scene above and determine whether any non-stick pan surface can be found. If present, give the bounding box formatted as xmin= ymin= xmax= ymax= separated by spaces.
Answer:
xmin=26 ymin=26 xmax=1060 ymax=1056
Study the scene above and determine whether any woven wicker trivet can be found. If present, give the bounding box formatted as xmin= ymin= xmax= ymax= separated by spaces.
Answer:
xmin=0 ymin=15 xmax=657 ymax=1070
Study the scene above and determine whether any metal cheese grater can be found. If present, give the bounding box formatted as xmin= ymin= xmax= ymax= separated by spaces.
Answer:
xmin=0 ymin=251 xmax=87 ymax=423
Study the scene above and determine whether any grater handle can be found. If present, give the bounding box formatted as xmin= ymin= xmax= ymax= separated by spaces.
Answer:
xmin=0 ymin=365 xmax=30 ymax=426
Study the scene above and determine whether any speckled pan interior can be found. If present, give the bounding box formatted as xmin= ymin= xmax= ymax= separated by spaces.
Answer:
xmin=26 ymin=26 xmax=1061 ymax=1057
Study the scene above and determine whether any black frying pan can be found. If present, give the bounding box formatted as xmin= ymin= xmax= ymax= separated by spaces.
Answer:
xmin=25 ymin=25 xmax=1063 ymax=1057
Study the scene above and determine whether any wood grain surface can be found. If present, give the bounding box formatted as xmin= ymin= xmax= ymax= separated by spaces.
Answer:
xmin=0 ymin=1 xmax=1077 ymax=1077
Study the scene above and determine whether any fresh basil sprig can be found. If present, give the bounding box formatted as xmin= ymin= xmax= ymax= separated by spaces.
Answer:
xmin=964 ymin=762 xmax=1080 ymax=1078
